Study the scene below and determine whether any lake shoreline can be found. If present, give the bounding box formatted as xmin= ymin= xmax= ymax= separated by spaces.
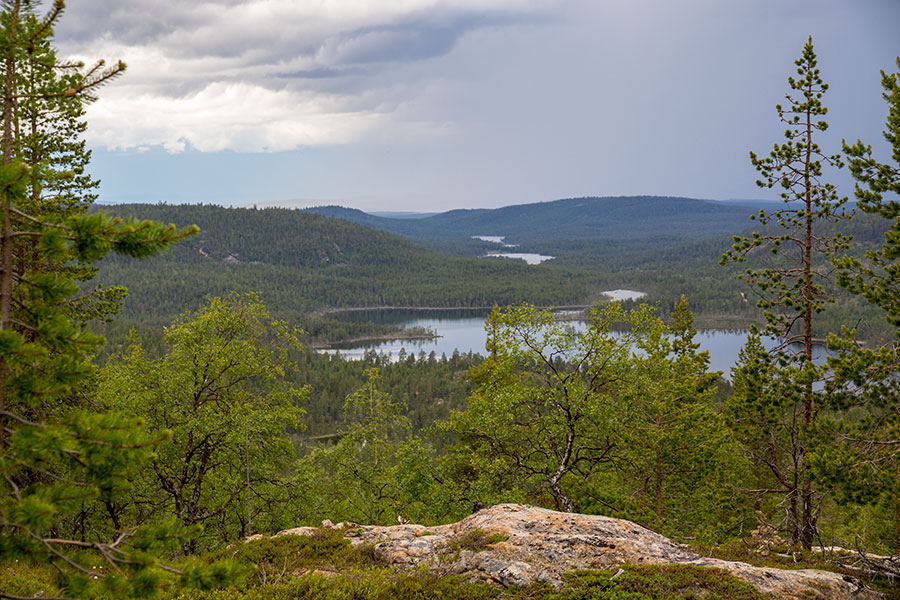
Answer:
xmin=316 ymin=305 xmax=760 ymax=329
xmin=315 ymin=304 xmax=598 ymax=316
xmin=309 ymin=330 xmax=440 ymax=350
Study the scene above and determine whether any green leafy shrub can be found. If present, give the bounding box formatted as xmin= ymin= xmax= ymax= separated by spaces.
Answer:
xmin=165 ymin=569 xmax=503 ymax=600
xmin=553 ymin=566 xmax=770 ymax=600
xmin=448 ymin=529 xmax=510 ymax=553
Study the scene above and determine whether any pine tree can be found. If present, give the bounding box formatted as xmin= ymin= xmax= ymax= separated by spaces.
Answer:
xmin=12 ymin=1 xmax=128 ymax=327
xmin=721 ymin=38 xmax=850 ymax=549
xmin=835 ymin=58 xmax=900 ymax=326
xmin=16 ymin=1 xmax=100 ymax=214
xmin=0 ymin=2 xmax=235 ymax=597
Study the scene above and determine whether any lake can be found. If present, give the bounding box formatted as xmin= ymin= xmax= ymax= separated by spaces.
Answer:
xmin=471 ymin=234 xmax=555 ymax=264
xmin=321 ymin=308 xmax=768 ymax=376
xmin=482 ymin=252 xmax=555 ymax=265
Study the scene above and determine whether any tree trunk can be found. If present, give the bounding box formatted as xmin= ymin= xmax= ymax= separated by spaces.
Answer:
xmin=798 ymin=67 xmax=817 ymax=552
xmin=801 ymin=478 xmax=815 ymax=549
xmin=0 ymin=0 xmax=20 ymax=451
xmin=549 ymin=479 xmax=573 ymax=513
xmin=788 ymin=490 xmax=801 ymax=546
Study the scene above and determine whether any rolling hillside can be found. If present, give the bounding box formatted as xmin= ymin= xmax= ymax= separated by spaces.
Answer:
xmin=91 ymin=204 xmax=612 ymax=344
xmin=87 ymin=199 xmax=890 ymax=353
xmin=305 ymin=196 xmax=758 ymax=246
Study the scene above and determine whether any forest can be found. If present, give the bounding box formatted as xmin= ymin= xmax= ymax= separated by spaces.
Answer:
xmin=88 ymin=197 xmax=895 ymax=357
xmin=1 ymin=3 xmax=900 ymax=600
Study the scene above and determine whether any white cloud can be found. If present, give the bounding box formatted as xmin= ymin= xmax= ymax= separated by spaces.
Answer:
xmin=86 ymin=81 xmax=392 ymax=153
xmin=55 ymin=0 xmax=553 ymax=153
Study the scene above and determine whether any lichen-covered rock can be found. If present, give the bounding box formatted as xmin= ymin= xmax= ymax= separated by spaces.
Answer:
xmin=273 ymin=504 xmax=882 ymax=599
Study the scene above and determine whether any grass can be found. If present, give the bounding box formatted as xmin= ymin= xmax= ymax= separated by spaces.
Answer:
xmin=1 ymin=559 xmax=64 ymax=599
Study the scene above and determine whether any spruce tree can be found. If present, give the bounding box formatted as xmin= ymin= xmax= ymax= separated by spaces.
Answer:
xmin=614 ymin=297 xmax=737 ymax=539
xmin=816 ymin=58 xmax=900 ymax=555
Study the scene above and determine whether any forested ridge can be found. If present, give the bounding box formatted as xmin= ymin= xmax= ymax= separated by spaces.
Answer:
xmin=92 ymin=200 xmax=761 ymax=328
xmin=91 ymin=200 xmax=894 ymax=351
xmin=2 ymin=6 xmax=900 ymax=600
xmin=89 ymin=203 xmax=617 ymax=353
xmin=89 ymin=202 xmax=750 ymax=360
xmin=306 ymin=196 xmax=755 ymax=244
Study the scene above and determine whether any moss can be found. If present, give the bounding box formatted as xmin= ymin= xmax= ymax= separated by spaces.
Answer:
xmin=692 ymin=539 xmax=900 ymax=598
xmin=0 ymin=559 xmax=782 ymax=600
xmin=14 ymin=541 xmax=898 ymax=600
xmin=806 ymin=580 xmax=832 ymax=591
xmin=693 ymin=540 xmax=840 ymax=571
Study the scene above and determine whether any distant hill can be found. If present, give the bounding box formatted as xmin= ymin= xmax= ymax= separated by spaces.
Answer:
xmin=369 ymin=211 xmax=439 ymax=219
xmin=305 ymin=196 xmax=757 ymax=246
xmin=101 ymin=204 xmax=427 ymax=270
xmin=305 ymin=196 xmax=887 ymax=263
xmin=92 ymin=204 xmax=610 ymax=334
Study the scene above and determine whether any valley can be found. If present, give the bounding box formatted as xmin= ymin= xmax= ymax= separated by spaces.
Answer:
xmin=91 ymin=197 xmax=892 ymax=358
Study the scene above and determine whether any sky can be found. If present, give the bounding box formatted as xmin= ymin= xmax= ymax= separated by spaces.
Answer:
xmin=53 ymin=0 xmax=900 ymax=212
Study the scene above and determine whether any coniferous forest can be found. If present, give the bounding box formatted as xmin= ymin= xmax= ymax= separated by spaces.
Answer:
xmin=1 ymin=3 xmax=900 ymax=600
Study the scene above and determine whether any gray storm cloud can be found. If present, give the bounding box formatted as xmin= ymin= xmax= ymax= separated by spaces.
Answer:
xmin=45 ymin=0 xmax=900 ymax=209
xmin=52 ymin=0 xmax=550 ymax=153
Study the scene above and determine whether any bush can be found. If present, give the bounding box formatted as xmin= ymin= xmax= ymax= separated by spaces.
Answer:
xmin=204 ymin=528 xmax=378 ymax=588
xmin=552 ymin=566 xmax=770 ymax=600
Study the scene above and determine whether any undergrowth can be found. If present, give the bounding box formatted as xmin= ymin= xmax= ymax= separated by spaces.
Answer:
xmin=163 ymin=563 xmax=777 ymax=599
xmin=203 ymin=528 xmax=380 ymax=586
xmin=553 ymin=566 xmax=770 ymax=600
xmin=8 ymin=532 xmax=900 ymax=599
xmin=693 ymin=541 xmax=900 ymax=600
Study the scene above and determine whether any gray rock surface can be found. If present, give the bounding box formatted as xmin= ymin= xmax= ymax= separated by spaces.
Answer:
xmin=275 ymin=503 xmax=882 ymax=599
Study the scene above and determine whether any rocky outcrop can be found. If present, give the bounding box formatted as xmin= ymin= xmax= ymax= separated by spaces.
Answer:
xmin=274 ymin=503 xmax=882 ymax=599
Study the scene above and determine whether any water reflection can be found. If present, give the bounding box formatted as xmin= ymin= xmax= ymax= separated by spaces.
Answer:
xmin=321 ymin=309 xmax=789 ymax=377
xmin=481 ymin=253 xmax=555 ymax=264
